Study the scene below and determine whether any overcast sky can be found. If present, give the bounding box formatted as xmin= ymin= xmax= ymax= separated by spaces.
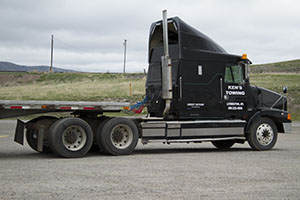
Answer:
xmin=0 ymin=0 xmax=299 ymax=72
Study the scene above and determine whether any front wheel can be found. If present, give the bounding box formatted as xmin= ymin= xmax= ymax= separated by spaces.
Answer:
xmin=247 ymin=117 xmax=278 ymax=151
xmin=99 ymin=118 xmax=139 ymax=155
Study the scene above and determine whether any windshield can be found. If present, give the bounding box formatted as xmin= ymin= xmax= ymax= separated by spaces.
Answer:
xmin=224 ymin=63 xmax=244 ymax=84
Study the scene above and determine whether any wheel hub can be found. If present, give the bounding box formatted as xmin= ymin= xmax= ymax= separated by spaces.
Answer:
xmin=112 ymin=129 xmax=124 ymax=143
xmin=256 ymin=123 xmax=274 ymax=146
xmin=262 ymin=130 xmax=270 ymax=138
xmin=110 ymin=124 xmax=133 ymax=149
xmin=62 ymin=125 xmax=87 ymax=151
xmin=64 ymin=130 xmax=77 ymax=144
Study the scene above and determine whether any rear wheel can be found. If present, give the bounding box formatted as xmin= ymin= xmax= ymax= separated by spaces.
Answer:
xmin=247 ymin=117 xmax=277 ymax=150
xmin=26 ymin=128 xmax=52 ymax=153
xmin=26 ymin=116 xmax=58 ymax=153
xmin=48 ymin=118 xmax=93 ymax=158
xmin=99 ymin=118 xmax=138 ymax=155
xmin=211 ymin=140 xmax=235 ymax=150
xmin=95 ymin=117 xmax=111 ymax=153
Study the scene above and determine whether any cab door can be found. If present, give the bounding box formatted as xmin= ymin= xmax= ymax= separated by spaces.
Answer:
xmin=178 ymin=60 xmax=225 ymax=119
xmin=222 ymin=63 xmax=248 ymax=118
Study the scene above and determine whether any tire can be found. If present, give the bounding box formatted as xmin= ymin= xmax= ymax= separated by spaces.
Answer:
xmin=247 ymin=117 xmax=278 ymax=151
xmin=95 ymin=117 xmax=111 ymax=153
xmin=48 ymin=118 xmax=93 ymax=158
xmin=26 ymin=128 xmax=52 ymax=153
xmin=211 ymin=140 xmax=235 ymax=150
xmin=26 ymin=116 xmax=58 ymax=153
xmin=89 ymin=143 xmax=100 ymax=152
xmin=99 ymin=118 xmax=139 ymax=155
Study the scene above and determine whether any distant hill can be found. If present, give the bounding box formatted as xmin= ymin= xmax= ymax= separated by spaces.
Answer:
xmin=0 ymin=61 xmax=76 ymax=72
xmin=251 ymin=59 xmax=300 ymax=73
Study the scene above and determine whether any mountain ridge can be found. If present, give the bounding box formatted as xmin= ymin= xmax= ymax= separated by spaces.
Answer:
xmin=0 ymin=61 xmax=76 ymax=72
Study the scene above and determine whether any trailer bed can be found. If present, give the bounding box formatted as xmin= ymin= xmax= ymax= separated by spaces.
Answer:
xmin=0 ymin=100 xmax=129 ymax=119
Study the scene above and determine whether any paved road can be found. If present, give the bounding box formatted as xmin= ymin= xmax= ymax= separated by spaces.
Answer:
xmin=0 ymin=120 xmax=300 ymax=200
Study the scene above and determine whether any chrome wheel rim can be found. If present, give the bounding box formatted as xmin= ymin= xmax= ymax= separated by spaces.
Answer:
xmin=256 ymin=123 xmax=274 ymax=146
xmin=62 ymin=125 xmax=87 ymax=151
xmin=110 ymin=124 xmax=133 ymax=149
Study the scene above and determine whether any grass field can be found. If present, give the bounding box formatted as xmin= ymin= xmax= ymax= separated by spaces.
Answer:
xmin=250 ymin=73 xmax=300 ymax=120
xmin=251 ymin=59 xmax=300 ymax=73
xmin=0 ymin=71 xmax=299 ymax=120
xmin=0 ymin=72 xmax=146 ymax=102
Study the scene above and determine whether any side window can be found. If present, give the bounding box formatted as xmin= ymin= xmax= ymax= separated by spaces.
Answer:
xmin=224 ymin=64 xmax=244 ymax=84
xmin=147 ymin=65 xmax=161 ymax=82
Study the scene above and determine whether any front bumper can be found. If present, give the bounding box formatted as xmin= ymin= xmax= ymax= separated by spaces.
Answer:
xmin=283 ymin=122 xmax=292 ymax=134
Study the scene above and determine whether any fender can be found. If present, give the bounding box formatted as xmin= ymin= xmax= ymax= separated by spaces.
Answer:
xmin=245 ymin=111 xmax=261 ymax=134
xmin=245 ymin=108 xmax=291 ymax=134
xmin=261 ymin=108 xmax=290 ymax=123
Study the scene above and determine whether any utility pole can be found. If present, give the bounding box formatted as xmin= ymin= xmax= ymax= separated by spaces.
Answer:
xmin=50 ymin=34 xmax=54 ymax=72
xmin=123 ymin=39 xmax=127 ymax=74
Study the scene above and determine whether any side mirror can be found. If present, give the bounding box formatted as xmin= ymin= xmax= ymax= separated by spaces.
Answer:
xmin=283 ymin=86 xmax=288 ymax=94
xmin=244 ymin=78 xmax=249 ymax=85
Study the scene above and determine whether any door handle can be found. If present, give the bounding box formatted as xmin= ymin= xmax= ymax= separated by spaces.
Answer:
xmin=220 ymin=77 xmax=223 ymax=101
xmin=179 ymin=76 xmax=183 ymax=100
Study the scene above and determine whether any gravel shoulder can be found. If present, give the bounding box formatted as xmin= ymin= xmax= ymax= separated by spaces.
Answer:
xmin=0 ymin=120 xmax=300 ymax=200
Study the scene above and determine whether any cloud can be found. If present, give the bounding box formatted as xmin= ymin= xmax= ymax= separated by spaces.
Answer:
xmin=0 ymin=0 xmax=299 ymax=72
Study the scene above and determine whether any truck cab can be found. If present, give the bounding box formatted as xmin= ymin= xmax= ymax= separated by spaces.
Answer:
xmin=146 ymin=17 xmax=289 ymax=124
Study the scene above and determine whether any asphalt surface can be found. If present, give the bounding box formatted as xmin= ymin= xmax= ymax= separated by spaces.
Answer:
xmin=0 ymin=120 xmax=300 ymax=200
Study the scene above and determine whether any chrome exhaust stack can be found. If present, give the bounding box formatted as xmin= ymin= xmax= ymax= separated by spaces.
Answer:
xmin=161 ymin=10 xmax=173 ymax=118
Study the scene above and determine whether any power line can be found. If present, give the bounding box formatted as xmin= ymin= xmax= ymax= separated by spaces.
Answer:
xmin=54 ymin=37 xmax=85 ymax=53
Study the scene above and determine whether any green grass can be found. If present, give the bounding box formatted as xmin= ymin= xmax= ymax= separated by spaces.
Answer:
xmin=250 ymin=73 xmax=300 ymax=121
xmin=0 ymin=72 xmax=146 ymax=103
xmin=251 ymin=59 xmax=300 ymax=73
xmin=0 ymin=71 xmax=299 ymax=120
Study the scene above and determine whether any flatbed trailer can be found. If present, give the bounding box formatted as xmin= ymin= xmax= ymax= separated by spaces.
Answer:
xmin=0 ymin=11 xmax=291 ymax=158
xmin=0 ymin=100 xmax=129 ymax=119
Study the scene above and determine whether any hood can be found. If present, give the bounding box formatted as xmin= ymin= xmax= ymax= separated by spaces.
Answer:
xmin=258 ymin=87 xmax=287 ymax=111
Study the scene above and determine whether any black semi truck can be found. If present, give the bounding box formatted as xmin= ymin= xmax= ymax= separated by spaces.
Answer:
xmin=0 ymin=11 xmax=291 ymax=158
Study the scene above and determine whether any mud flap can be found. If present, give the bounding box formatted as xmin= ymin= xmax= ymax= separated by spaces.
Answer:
xmin=14 ymin=119 xmax=25 ymax=145
xmin=36 ymin=125 xmax=44 ymax=152
xmin=25 ymin=123 xmax=45 ymax=152
xmin=14 ymin=120 xmax=45 ymax=152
